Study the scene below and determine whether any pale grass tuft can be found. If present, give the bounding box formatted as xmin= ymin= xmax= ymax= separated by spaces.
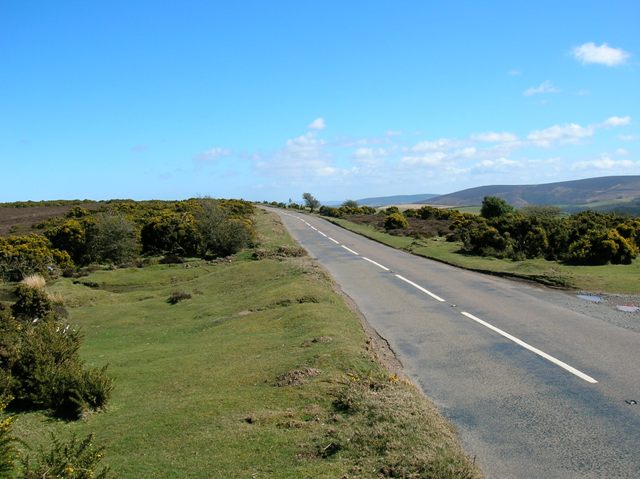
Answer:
xmin=47 ymin=291 xmax=66 ymax=305
xmin=20 ymin=274 xmax=46 ymax=290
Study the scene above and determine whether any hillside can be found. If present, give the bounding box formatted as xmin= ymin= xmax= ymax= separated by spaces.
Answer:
xmin=422 ymin=176 xmax=640 ymax=208
xmin=355 ymin=193 xmax=438 ymax=207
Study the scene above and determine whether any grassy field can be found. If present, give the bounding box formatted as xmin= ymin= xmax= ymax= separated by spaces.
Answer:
xmin=326 ymin=217 xmax=640 ymax=294
xmin=3 ymin=209 xmax=480 ymax=478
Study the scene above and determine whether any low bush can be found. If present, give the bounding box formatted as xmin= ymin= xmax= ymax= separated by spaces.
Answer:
xmin=0 ymin=235 xmax=73 ymax=281
xmin=21 ymin=432 xmax=113 ymax=479
xmin=384 ymin=213 xmax=409 ymax=230
xmin=11 ymin=283 xmax=53 ymax=321
xmin=0 ymin=310 xmax=113 ymax=420
xmin=0 ymin=399 xmax=20 ymax=476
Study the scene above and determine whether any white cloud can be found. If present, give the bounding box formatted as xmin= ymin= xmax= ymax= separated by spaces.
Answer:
xmin=411 ymin=138 xmax=461 ymax=152
xmin=527 ymin=123 xmax=594 ymax=147
xmin=572 ymin=42 xmax=630 ymax=66
xmin=523 ymin=81 xmax=559 ymax=96
xmin=308 ymin=117 xmax=326 ymax=130
xmin=602 ymin=116 xmax=631 ymax=127
xmin=615 ymin=148 xmax=629 ymax=156
xmin=195 ymin=147 xmax=231 ymax=162
xmin=471 ymin=131 xmax=518 ymax=143
xmin=477 ymin=157 xmax=520 ymax=170
xmin=572 ymin=155 xmax=637 ymax=170
xmin=400 ymin=152 xmax=447 ymax=166
xmin=351 ymin=147 xmax=389 ymax=167
xmin=385 ymin=130 xmax=402 ymax=137
xmin=255 ymin=131 xmax=347 ymax=180
xmin=508 ymin=69 xmax=522 ymax=76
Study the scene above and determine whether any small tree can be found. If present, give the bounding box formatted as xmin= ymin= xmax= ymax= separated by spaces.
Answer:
xmin=196 ymin=200 xmax=251 ymax=258
xmin=480 ymin=196 xmax=514 ymax=219
xmin=341 ymin=199 xmax=359 ymax=209
xmin=84 ymin=214 xmax=139 ymax=265
xmin=302 ymin=193 xmax=320 ymax=213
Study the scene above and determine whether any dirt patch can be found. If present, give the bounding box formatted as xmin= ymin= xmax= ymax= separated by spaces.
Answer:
xmin=301 ymin=336 xmax=333 ymax=347
xmin=346 ymin=214 xmax=454 ymax=239
xmin=0 ymin=203 xmax=101 ymax=236
xmin=275 ymin=367 xmax=321 ymax=387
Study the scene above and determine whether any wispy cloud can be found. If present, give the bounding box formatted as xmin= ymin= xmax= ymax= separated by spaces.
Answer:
xmin=195 ymin=147 xmax=232 ymax=162
xmin=523 ymin=80 xmax=560 ymax=97
xmin=618 ymin=134 xmax=638 ymax=142
xmin=508 ymin=69 xmax=522 ymax=76
xmin=572 ymin=42 xmax=630 ymax=66
xmin=471 ymin=132 xmax=518 ymax=143
xmin=572 ymin=154 xmax=637 ymax=170
xmin=308 ymin=117 xmax=326 ymax=130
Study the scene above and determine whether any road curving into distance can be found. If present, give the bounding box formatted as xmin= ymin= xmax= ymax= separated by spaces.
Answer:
xmin=266 ymin=207 xmax=640 ymax=479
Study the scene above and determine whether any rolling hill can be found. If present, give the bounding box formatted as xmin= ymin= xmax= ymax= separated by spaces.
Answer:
xmin=355 ymin=193 xmax=439 ymax=207
xmin=421 ymin=176 xmax=640 ymax=209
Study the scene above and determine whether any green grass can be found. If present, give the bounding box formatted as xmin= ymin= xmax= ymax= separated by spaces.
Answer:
xmin=4 ymin=209 xmax=480 ymax=478
xmin=326 ymin=217 xmax=640 ymax=294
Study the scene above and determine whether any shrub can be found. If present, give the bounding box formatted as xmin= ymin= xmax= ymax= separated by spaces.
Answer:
xmin=0 ymin=235 xmax=73 ymax=281
xmin=522 ymin=225 xmax=549 ymax=258
xmin=462 ymin=222 xmax=512 ymax=257
xmin=384 ymin=212 xmax=409 ymax=230
xmin=11 ymin=284 xmax=53 ymax=321
xmin=2 ymin=316 xmax=113 ymax=420
xmin=0 ymin=399 xmax=20 ymax=476
xmin=567 ymin=228 xmax=638 ymax=265
xmin=141 ymin=212 xmax=199 ymax=256
xmin=21 ymin=432 xmax=113 ymax=479
xmin=45 ymin=219 xmax=87 ymax=263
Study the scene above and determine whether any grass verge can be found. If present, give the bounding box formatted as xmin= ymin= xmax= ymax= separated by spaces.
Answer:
xmin=325 ymin=216 xmax=640 ymax=294
xmin=3 ymin=209 xmax=481 ymax=478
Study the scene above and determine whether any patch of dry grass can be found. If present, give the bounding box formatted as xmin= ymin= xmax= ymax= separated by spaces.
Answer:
xmin=20 ymin=274 xmax=46 ymax=290
xmin=314 ymin=373 xmax=481 ymax=478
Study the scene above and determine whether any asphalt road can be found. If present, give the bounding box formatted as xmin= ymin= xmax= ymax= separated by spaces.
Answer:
xmin=268 ymin=208 xmax=640 ymax=479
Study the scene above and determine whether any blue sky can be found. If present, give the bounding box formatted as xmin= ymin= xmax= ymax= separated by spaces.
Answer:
xmin=1 ymin=1 xmax=639 ymax=203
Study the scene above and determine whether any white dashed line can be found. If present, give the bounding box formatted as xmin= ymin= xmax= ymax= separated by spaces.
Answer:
xmin=318 ymin=231 xmax=328 ymax=237
xmin=310 ymin=226 xmax=318 ymax=231
xmin=362 ymin=257 xmax=390 ymax=271
xmin=341 ymin=245 xmax=359 ymax=255
xmin=328 ymin=237 xmax=340 ymax=244
xmin=395 ymin=274 xmax=446 ymax=302
xmin=460 ymin=311 xmax=598 ymax=384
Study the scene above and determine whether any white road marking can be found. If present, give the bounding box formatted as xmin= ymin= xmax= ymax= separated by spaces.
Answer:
xmin=328 ymin=237 xmax=340 ymax=244
xmin=310 ymin=226 xmax=318 ymax=231
xmin=362 ymin=257 xmax=390 ymax=271
xmin=460 ymin=311 xmax=598 ymax=384
xmin=318 ymin=231 xmax=328 ymax=237
xmin=341 ymin=245 xmax=359 ymax=255
xmin=395 ymin=274 xmax=446 ymax=302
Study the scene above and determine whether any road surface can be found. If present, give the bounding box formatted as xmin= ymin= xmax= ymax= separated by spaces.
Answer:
xmin=268 ymin=208 xmax=640 ymax=479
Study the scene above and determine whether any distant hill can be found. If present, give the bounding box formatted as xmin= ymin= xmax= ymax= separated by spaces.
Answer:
xmin=355 ymin=193 xmax=439 ymax=207
xmin=421 ymin=176 xmax=640 ymax=210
